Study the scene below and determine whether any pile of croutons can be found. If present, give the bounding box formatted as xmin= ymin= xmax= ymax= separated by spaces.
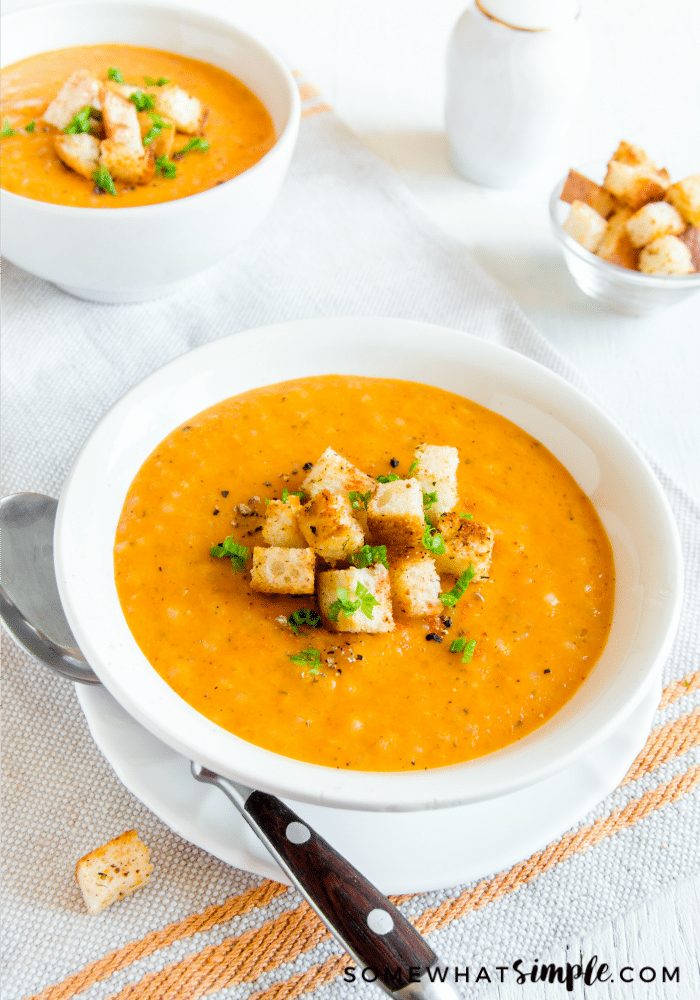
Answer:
xmin=44 ymin=68 xmax=206 ymax=185
xmin=561 ymin=142 xmax=699 ymax=276
xmin=246 ymin=445 xmax=494 ymax=634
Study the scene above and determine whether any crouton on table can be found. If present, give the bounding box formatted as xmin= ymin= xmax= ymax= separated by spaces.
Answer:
xmin=251 ymin=547 xmax=316 ymax=594
xmin=390 ymin=551 xmax=442 ymax=616
xmin=53 ymin=133 xmax=100 ymax=179
xmin=433 ymin=514 xmax=494 ymax=581
xmin=367 ymin=478 xmax=424 ymax=548
xmin=298 ymin=490 xmax=364 ymax=562
xmin=262 ymin=496 xmax=308 ymax=548
xmin=75 ymin=830 xmax=152 ymax=915
xmin=318 ymin=565 xmax=394 ymax=633
xmin=563 ymin=201 xmax=608 ymax=253
xmin=411 ymin=443 xmax=459 ymax=523
xmin=42 ymin=69 xmax=102 ymax=130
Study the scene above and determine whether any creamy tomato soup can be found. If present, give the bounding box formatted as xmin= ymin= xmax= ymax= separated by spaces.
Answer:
xmin=114 ymin=376 xmax=614 ymax=771
xmin=0 ymin=44 xmax=275 ymax=207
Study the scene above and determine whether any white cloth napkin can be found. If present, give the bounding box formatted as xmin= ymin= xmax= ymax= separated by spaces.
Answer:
xmin=2 ymin=108 xmax=698 ymax=1000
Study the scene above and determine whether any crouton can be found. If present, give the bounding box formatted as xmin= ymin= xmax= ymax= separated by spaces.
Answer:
xmin=262 ymin=496 xmax=307 ymax=548
xmin=610 ymin=141 xmax=654 ymax=168
xmin=53 ymin=132 xmax=100 ymax=180
xmin=433 ymin=514 xmax=494 ymax=581
xmin=137 ymin=111 xmax=175 ymax=158
xmin=677 ymin=226 xmax=700 ymax=271
xmin=42 ymin=69 xmax=102 ymax=130
xmin=367 ymin=478 xmax=424 ymax=548
xmin=595 ymin=207 xmax=639 ymax=270
xmin=665 ymin=174 xmax=700 ymax=226
xmin=301 ymin=447 xmax=376 ymax=501
xmin=390 ymin=551 xmax=442 ymax=616
xmin=103 ymin=80 xmax=139 ymax=101
xmin=317 ymin=565 xmax=394 ymax=633
xmin=99 ymin=139 xmax=155 ymax=184
xmin=101 ymin=89 xmax=143 ymax=151
xmin=298 ymin=490 xmax=364 ymax=562
xmin=250 ymin=547 xmax=316 ymax=595
xmin=411 ymin=444 xmax=460 ymax=523
xmin=560 ymin=168 xmax=617 ymax=219
xmin=625 ymin=201 xmax=685 ymax=248
xmin=602 ymin=161 xmax=669 ymax=212
xmin=563 ymin=201 xmax=609 ymax=253
xmin=153 ymin=84 xmax=206 ymax=134
xmin=638 ymin=235 xmax=694 ymax=276
xmin=75 ymin=830 xmax=152 ymax=915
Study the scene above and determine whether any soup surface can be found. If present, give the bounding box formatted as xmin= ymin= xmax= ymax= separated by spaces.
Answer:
xmin=0 ymin=44 xmax=275 ymax=207
xmin=114 ymin=376 xmax=614 ymax=771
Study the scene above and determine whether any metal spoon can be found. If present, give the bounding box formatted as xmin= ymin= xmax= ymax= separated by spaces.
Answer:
xmin=1 ymin=492 xmax=460 ymax=999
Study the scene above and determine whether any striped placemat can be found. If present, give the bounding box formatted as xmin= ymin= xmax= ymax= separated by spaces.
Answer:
xmin=2 ymin=77 xmax=698 ymax=1000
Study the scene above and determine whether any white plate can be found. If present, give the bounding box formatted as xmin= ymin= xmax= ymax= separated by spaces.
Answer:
xmin=76 ymin=679 xmax=659 ymax=894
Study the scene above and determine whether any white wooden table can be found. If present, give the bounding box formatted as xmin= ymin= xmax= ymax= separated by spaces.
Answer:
xmin=4 ymin=0 xmax=698 ymax=993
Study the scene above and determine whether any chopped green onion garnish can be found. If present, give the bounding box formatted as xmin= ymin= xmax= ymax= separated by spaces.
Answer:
xmin=155 ymin=155 xmax=177 ymax=178
xmin=142 ymin=112 xmax=171 ymax=146
xmin=328 ymin=582 xmax=379 ymax=623
xmin=210 ymin=535 xmax=249 ymax=572
xmin=129 ymin=89 xmax=155 ymax=112
xmin=281 ymin=489 xmax=305 ymax=503
xmin=449 ymin=637 xmax=467 ymax=654
xmin=144 ymin=76 xmax=170 ymax=86
xmin=287 ymin=609 xmax=321 ymax=635
xmin=108 ymin=67 xmax=124 ymax=83
xmin=461 ymin=639 xmax=477 ymax=663
xmin=92 ymin=166 xmax=116 ymax=195
xmin=408 ymin=460 xmax=418 ymax=474
xmin=176 ymin=136 xmax=211 ymax=155
xmin=440 ymin=565 xmax=476 ymax=608
xmin=348 ymin=544 xmax=388 ymax=569
xmin=1 ymin=119 xmax=16 ymax=137
xmin=25 ymin=120 xmax=36 ymax=133
xmin=348 ymin=490 xmax=372 ymax=512
xmin=64 ymin=106 xmax=96 ymax=134
xmin=376 ymin=474 xmax=400 ymax=484
xmin=459 ymin=513 xmax=474 ymax=519
xmin=421 ymin=522 xmax=445 ymax=555
xmin=423 ymin=491 xmax=438 ymax=508
xmin=289 ymin=648 xmax=321 ymax=674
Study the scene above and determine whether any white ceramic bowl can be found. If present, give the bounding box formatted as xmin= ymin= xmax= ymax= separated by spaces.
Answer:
xmin=54 ymin=317 xmax=683 ymax=811
xmin=0 ymin=2 xmax=300 ymax=303
xmin=550 ymin=163 xmax=700 ymax=316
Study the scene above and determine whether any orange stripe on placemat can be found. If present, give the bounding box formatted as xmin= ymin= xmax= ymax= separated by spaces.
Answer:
xmin=658 ymin=670 xmax=700 ymax=709
xmin=621 ymin=707 xmax=700 ymax=785
xmin=27 ymin=881 xmax=289 ymax=1000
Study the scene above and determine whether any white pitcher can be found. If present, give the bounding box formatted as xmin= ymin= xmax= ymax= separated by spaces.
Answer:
xmin=446 ymin=0 xmax=589 ymax=187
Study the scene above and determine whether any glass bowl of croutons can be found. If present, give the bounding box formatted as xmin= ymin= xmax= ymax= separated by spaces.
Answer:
xmin=551 ymin=144 xmax=700 ymax=315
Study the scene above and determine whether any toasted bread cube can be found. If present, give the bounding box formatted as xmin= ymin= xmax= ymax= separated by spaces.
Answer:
xmin=250 ymin=547 xmax=315 ymax=594
xmin=390 ymin=552 xmax=442 ymax=616
xmin=317 ymin=565 xmax=394 ymax=633
xmin=560 ymin=169 xmax=617 ymax=219
xmin=596 ymin=207 xmax=639 ymax=270
xmin=625 ymin=201 xmax=685 ymax=248
xmin=103 ymin=80 xmax=139 ymax=101
xmin=563 ymin=201 xmax=608 ymax=253
xmin=611 ymin=141 xmax=654 ymax=168
xmin=411 ymin=444 xmax=459 ymax=523
xmin=297 ymin=490 xmax=364 ymax=562
xmin=638 ymin=235 xmax=694 ymax=276
xmin=665 ymin=174 xmax=700 ymax=226
xmin=301 ymin=447 xmax=376 ymax=500
xmin=43 ymin=70 xmax=102 ymax=130
xmin=99 ymin=140 xmax=155 ymax=184
xmin=53 ymin=133 xmax=100 ymax=179
xmin=602 ymin=161 xmax=669 ymax=212
xmin=153 ymin=84 xmax=206 ymax=134
xmin=75 ymin=830 xmax=152 ymax=915
xmin=262 ymin=496 xmax=307 ymax=548
xmin=367 ymin=478 xmax=424 ymax=548
xmin=677 ymin=226 xmax=700 ymax=271
xmin=433 ymin=514 xmax=494 ymax=581
xmin=137 ymin=111 xmax=175 ymax=158
xmin=101 ymin=89 xmax=143 ymax=151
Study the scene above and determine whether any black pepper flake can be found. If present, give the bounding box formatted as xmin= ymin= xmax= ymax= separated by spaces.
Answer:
xmin=426 ymin=633 xmax=442 ymax=642
xmin=303 ymin=462 xmax=313 ymax=471
xmin=440 ymin=617 xmax=452 ymax=628
xmin=213 ymin=509 xmax=219 ymax=515
xmin=544 ymin=669 xmax=551 ymax=674
xmin=310 ymin=526 xmax=317 ymax=534
xmin=390 ymin=458 xmax=400 ymax=467
xmin=356 ymin=654 xmax=363 ymax=660
xmin=221 ymin=490 xmax=229 ymax=498
xmin=264 ymin=481 xmax=272 ymax=486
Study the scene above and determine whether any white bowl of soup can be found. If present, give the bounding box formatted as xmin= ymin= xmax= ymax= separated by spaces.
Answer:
xmin=53 ymin=318 xmax=683 ymax=812
xmin=0 ymin=2 xmax=300 ymax=302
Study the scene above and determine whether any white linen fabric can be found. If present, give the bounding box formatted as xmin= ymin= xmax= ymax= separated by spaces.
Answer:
xmin=2 ymin=109 xmax=698 ymax=1000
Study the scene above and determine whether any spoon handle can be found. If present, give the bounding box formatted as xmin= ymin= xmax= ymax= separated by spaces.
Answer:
xmin=192 ymin=764 xmax=459 ymax=999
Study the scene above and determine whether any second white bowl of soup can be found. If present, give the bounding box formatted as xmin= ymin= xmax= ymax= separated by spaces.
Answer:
xmin=0 ymin=2 xmax=300 ymax=301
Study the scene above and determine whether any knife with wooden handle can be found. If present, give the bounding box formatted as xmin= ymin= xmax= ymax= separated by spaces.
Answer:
xmin=192 ymin=764 xmax=461 ymax=998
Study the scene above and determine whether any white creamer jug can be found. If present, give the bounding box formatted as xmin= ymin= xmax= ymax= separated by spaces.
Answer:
xmin=446 ymin=0 xmax=589 ymax=187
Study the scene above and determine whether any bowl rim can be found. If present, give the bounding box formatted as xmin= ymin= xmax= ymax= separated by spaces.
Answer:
xmin=0 ymin=0 xmax=301 ymax=216
xmin=550 ymin=170 xmax=700 ymax=286
xmin=54 ymin=316 xmax=684 ymax=811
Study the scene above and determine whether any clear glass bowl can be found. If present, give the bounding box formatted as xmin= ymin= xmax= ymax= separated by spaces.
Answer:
xmin=550 ymin=166 xmax=700 ymax=316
